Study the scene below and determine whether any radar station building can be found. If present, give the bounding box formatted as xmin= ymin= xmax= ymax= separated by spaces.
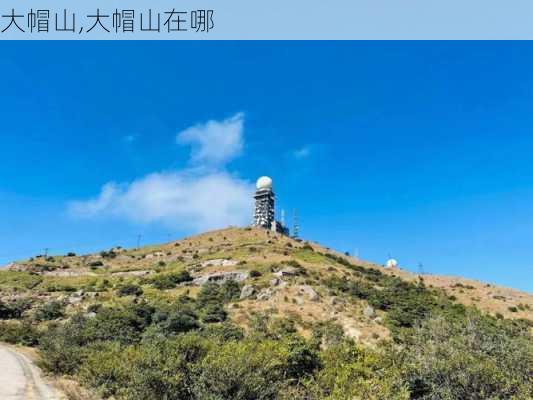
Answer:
xmin=252 ymin=176 xmax=289 ymax=235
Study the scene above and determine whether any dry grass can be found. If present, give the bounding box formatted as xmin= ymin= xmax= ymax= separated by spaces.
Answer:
xmin=4 ymin=226 xmax=532 ymax=332
xmin=53 ymin=378 xmax=100 ymax=400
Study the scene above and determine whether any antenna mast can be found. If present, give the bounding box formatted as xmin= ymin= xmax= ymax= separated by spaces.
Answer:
xmin=292 ymin=209 xmax=299 ymax=239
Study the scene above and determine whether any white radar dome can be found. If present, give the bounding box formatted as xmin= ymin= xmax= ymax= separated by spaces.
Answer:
xmin=256 ymin=176 xmax=273 ymax=190
xmin=386 ymin=258 xmax=398 ymax=268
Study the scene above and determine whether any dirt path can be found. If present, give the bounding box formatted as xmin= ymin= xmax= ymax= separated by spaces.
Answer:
xmin=0 ymin=344 xmax=62 ymax=400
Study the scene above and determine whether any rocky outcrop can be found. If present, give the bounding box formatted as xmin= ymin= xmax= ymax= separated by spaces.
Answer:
xmin=272 ymin=267 xmax=298 ymax=278
xmin=201 ymin=259 xmax=239 ymax=268
xmin=270 ymin=278 xmax=286 ymax=287
xmin=193 ymin=271 xmax=249 ymax=285
xmin=6 ymin=263 xmax=25 ymax=271
xmin=298 ymin=285 xmax=320 ymax=302
xmin=111 ymin=270 xmax=152 ymax=277
xmin=257 ymin=288 xmax=274 ymax=301
xmin=363 ymin=305 xmax=375 ymax=318
xmin=240 ymin=284 xmax=256 ymax=299
xmin=145 ymin=252 xmax=165 ymax=259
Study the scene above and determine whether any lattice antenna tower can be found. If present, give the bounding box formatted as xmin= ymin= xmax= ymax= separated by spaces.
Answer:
xmin=292 ymin=209 xmax=299 ymax=239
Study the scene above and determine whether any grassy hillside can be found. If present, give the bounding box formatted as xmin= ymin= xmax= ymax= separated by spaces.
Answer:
xmin=1 ymin=227 xmax=532 ymax=399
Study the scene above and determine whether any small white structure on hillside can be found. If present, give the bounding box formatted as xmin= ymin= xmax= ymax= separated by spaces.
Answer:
xmin=386 ymin=258 xmax=398 ymax=268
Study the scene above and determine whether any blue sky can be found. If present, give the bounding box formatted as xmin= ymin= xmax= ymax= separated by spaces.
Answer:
xmin=1 ymin=41 xmax=532 ymax=292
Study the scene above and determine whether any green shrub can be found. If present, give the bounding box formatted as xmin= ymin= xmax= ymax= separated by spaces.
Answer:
xmin=452 ymin=282 xmax=475 ymax=290
xmin=79 ymin=341 xmax=137 ymax=398
xmin=31 ymin=246 xmax=531 ymax=400
xmin=45 ymin=284 xmax=76 ymax=292
xmin=0 ymin=299 xmax=32 ymax=319
xmin=311 ymin=320 xmax=345 ymax=347
xmin=196 ymin=281 xmax=240 ymax=308
xmin=0 ymin=301 xmax=12 ymax=319
xmin=200 ymin=303 xmax=227 ymax=323
xmin=323 ymin=276 xmax=373 ymax=299
xmin=154 ymin=309 xmax=200 ymax=335
xmin=31 ymin=264 xmax=58 ymax=273
xmin=38 ymin=315 xmax=88 ymax=374
xmin=36 ymin=301 xmax=533 ymax=400
xmin=0 ymin=320 xmax=40 ymax=346
xmin=149 ymin=271 xmax=192 ymax=289
xmin=200 ymin=321 xmax=245 ymax=342
xmin=367 ymin=279 xmax=438 ymax=331
xmin=34 ymin=301 xmax=65 ymax=321
xmin=192 ymin=339 xmax=289 ymax=400
xmin=117 ymin=284 xmax=143 ymax=297
xmin=79 ymin=335 xmax=210 ymax=399
xmin=283 ymin=336 xmax=321 ymax=379
xmin=39 ymin=304 xmax=160 ymax=375
xmin=400 ymin=313 xmax=533 ymax=400
xmin=250 ymin=313 xmax=299 ymax=340
xmin=299 ymin=341 xmax=409 ymax=400
xmin=88 ymin=260 xmax=103 ymax=267
xmin=83 ymin=306 xmax=150 ymax=344
xmin=100 ymin=250 xmax=117 ymax=259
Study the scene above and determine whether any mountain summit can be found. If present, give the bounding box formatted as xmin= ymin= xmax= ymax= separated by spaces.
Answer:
xmin=3 ymin=227 xmax=531 ymax=340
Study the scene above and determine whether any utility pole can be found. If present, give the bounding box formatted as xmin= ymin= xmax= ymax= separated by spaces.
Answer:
xmin=136 ymin=234 xmax=142 ymax=250
xmin=418 ymin=262 xmax=424 ymax=275
xmin=43 ymin=248 xmax=49 ymax=258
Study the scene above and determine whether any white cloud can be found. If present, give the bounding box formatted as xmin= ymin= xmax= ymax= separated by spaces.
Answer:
xmin=70 ymin=182 xmax=119 ymax=217
xmin=177 ymin=112 xmax=244 ymax=166
xmin=293 ymin=146 xmax=311 ymax=159
xmin=69 ymin=113 xmax=254 ymax=231
xmin=69 ymin=172 xmax=253 ymax=231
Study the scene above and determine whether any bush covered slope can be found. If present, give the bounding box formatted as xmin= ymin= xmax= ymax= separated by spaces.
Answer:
xmin=0 ymin=227 xmax=532 ymax=399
